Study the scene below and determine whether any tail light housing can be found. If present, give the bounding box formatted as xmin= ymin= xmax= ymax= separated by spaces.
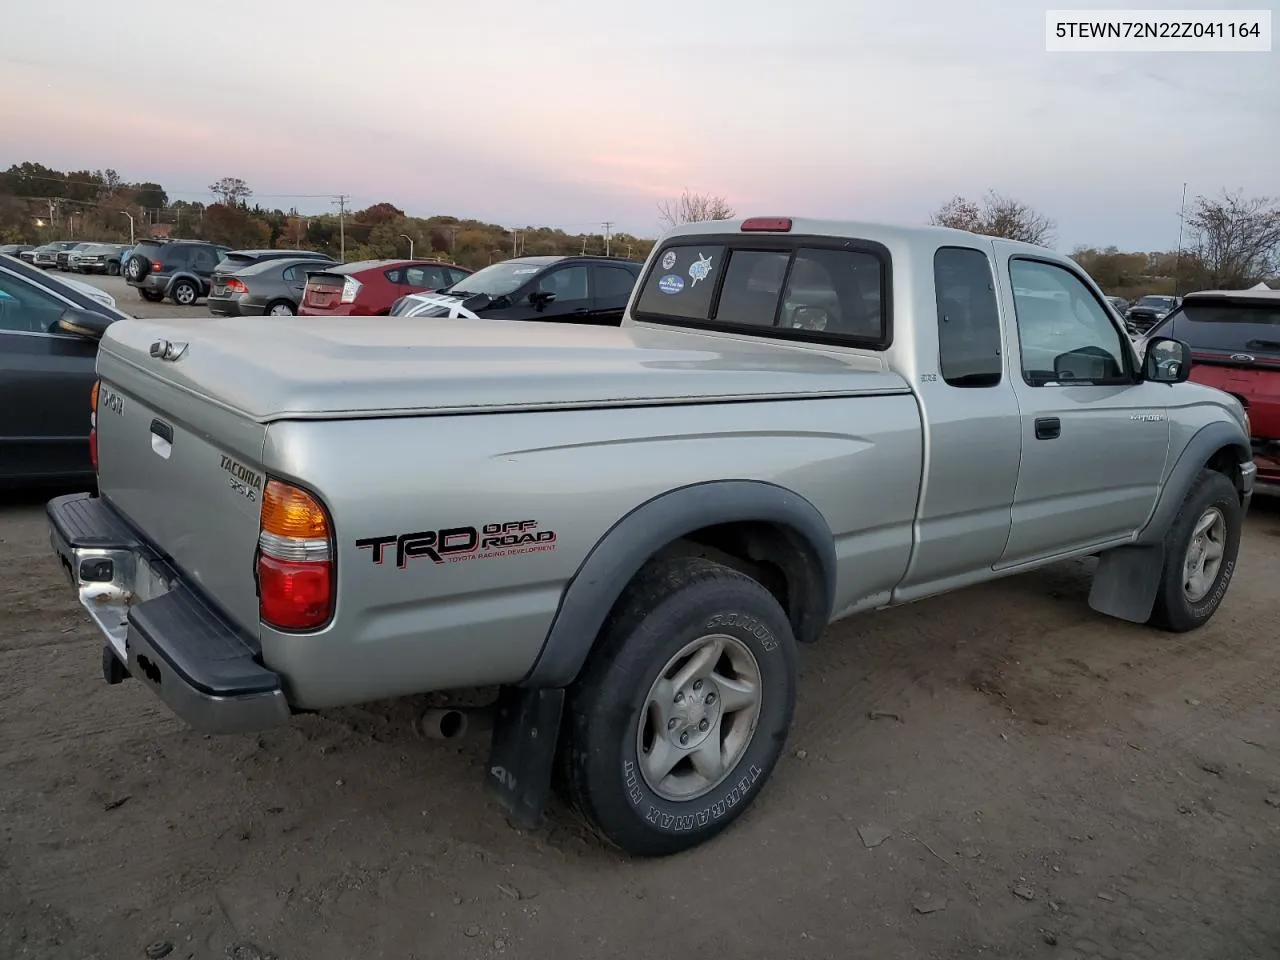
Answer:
xmin=89 ymin=379 xmax=99 ymax=471
xmin=340 ymin=276 xmax=362 ymax=304
xmin=225 ymin=278 xmax=248 ymax=294
xmin=257 ymin=479 xmax=335 ymax=631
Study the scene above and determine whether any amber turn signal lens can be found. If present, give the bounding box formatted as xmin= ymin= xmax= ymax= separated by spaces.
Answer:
xmin=260 ymin=480 xmax=329 ymax=540
xmin=91 ymin=379 xmax=99 ymax=412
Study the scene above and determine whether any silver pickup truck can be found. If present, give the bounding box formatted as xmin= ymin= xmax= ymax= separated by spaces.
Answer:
xmin=46 ymin=216 xmax=1255 ymax=858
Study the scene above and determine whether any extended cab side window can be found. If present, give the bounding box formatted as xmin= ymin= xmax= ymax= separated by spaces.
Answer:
xmin=935 ymin=246 xmax=1002 ymax=387
xmin=1009 ymin=258 xmax=1130 ymax=386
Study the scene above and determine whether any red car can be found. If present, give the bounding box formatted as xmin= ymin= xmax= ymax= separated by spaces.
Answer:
xmin=299 ymin=259 xmax=472 ymax=316
xmin=1146 ymin=288 xmax=1280 ymax=494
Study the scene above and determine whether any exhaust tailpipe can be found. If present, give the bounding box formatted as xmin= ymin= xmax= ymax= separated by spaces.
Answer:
xmin=420 ymin=708 xmax=469 ymax=741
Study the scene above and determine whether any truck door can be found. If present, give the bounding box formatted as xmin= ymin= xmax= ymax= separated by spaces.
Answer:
xmin=894 ymin=243 xmax=1022 ymax=601
xmin=994 ymin=247 xmax=1170 ymax=566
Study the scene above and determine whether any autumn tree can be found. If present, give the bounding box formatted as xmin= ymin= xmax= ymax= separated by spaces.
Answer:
xmin=657 ymin=190 xmax=735 ymax=231
xmin=1185 ymin=189 xmax=1280 ymax=288
xmin=209 ymin=176 xmax=252 ymax=207
xmin=134 ymin=182 xmax=168 ymax=209
xmin=930 ymin=191 xmax=1056 ymax=246
xmin=354 ymin=202 xmax=405 ymax=225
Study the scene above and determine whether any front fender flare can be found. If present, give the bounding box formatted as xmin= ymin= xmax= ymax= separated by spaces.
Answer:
xmin=1089 ymin=419 xmax=1251 ymax=623
xmin=520 ymin=480 xmax=837 ymax=689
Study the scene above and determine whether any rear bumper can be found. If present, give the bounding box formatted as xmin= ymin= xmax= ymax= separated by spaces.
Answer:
xmin=46 ymin=492 xmax=290 ymax=735
xmin=206 ymin=294 xmax=246 ymax=317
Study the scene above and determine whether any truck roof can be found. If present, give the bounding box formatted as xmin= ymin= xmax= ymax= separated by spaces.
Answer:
xmin=663 ymin=216 xmax=1054 ymax=256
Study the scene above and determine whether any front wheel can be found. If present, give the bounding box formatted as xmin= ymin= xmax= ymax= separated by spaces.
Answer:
xmin=1148 ymin=468 xmax=1242 ymax=632
xmin=559 ymin=556 xmax=797 ymax=857
xmin=171 ymin=279 xmax=198 ymax=306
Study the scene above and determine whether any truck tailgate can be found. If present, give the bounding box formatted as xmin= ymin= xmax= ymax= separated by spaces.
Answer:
xmin=94 ymin=345 xmax=268 ymax=637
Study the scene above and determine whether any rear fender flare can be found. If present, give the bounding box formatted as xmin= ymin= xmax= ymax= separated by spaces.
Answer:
xmin=1089 ymin=420 xmax=1250 ymax=623
xmin=164 ymin=271 xmax=203 ymax=296
xmin=520 ymin=480 xmax=837 ymax=689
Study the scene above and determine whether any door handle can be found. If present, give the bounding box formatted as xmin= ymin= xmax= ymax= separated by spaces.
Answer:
xmin=572 ymin=307 xmax=591 ymax=315
xmin=1034 ymin=417 xmax=1061 ymax=440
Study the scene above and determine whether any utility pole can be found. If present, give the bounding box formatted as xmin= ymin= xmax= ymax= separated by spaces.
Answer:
xmin=1173 ymin=181 xmax=1188 ymax=297
xmin=333 ymin=194 xmax=349 ymax=262
xmin=602 ymin=221 xmax=613 ymax=257
xmin=122 ymin=211 xmax=135 ymax=243
xmin=581 ymin=235 xmax=587 ymax=255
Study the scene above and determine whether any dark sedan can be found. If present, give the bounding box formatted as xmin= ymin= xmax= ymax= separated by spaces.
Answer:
xmin=0 ymin=254 xmax=128 ymax=486
xmin=207 ymin=256 xmax=332 ymax=317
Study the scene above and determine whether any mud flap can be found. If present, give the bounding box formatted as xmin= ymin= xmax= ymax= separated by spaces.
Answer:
xmin=485 ymin=686 xmax=565 ymax=831
xmin=1088 ymin=544 xmax=1165 ymax=624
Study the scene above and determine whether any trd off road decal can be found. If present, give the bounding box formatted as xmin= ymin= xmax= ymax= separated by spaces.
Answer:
xmin=356 ymin=519 xmax=557 ymax=568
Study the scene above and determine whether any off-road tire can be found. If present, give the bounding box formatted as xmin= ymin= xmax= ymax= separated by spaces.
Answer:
xmin=559 ymin=555 xmax=797 ymax=857
xmin=171 ymin=279 xmax=198 ymax=306
xmin=1148 ymin=468 xmax=1242 ymax=633
xmin=139 ymin=289 xmax=164 ymax=303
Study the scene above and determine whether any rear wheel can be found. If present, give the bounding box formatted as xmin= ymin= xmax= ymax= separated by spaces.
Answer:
xmin=171 ymin=279 xmax=198 ymax=306
xmin=139 ymin=289 xmax=164 ymax=303
xmin=559 ymin=556 xmax=797 ymax=857
xmin=265 ymin=300 xmax=295 ymax=317
xmin=1148 ymin=468 xmax=1242 ymax=632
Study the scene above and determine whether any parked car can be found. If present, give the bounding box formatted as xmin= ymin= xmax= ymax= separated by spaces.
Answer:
xmin=17 ymin=246 xmax=40 ymax=264
xmin=214 ymin=248 xmax=335 ymax=275
xmin=299 ymin=259 xmax=471 ymax=316
xmin=124 ymin=238 xmax=230 ymax=305
xmin=0 ymin=243 xmax=34 ymax=259
xmin=1125 ymin=295 xmax=1181 ymax=335
xmin=1140 ymin=288 xmax=1280 ymax=495
xmin=33 ymin=241 xmax=79 ymax=268
xmin=57 ymin=242 xmax=97 ymax=272
xmin=208 ymin=256 xmax=336 ymax=317
xmin=72 ymin=243 xmax=128 ymax=276
xmin=46 ymin=215 xmax=1253 ymax=858
xmin=390 ymin=255 xmax=643 ymax=326
xmin=1105 ymin=295 xmax=1129 ymax=314
xmin=0 ymin=254 xmax=128 ymax=485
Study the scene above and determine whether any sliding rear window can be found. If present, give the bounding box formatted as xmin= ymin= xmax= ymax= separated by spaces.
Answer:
xmin=1167 ymin=301 xmax=1280 ymax=362
xmin=633 ymin=239 xmax=890 ymax=348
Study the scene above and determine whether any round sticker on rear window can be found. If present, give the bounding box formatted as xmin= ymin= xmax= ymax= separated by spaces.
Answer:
xmin=658 ymin=274 xmax=684 ymax=295
xmin=661 ymin=250 xmax=677 ymax=270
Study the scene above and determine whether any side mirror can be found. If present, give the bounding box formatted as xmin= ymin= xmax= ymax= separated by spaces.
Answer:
xmin=529 ymin=290 xmax=556 ymax=309
xmin=55 ymin=307 xmax=114 ymax=340
xmin=1142 ymin=336 xmax=1192 ymax=384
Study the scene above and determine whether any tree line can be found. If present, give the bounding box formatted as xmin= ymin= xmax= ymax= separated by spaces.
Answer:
xmin=0 ymin=163 xmax=658 ymax=269
xmin=3 ymin=161 xmax=1276 ymax=296
xmin=931 ymin=188 xmax=1280 ymax=297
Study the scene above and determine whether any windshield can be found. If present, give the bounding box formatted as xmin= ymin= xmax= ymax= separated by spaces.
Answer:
xmin=1166 ymin=301 xmax=1280 ymax=360
xmin=1138 ymin=296 xmax=1175 ymax=308
xmin=445 ymin=261 xmax=543 ymax=297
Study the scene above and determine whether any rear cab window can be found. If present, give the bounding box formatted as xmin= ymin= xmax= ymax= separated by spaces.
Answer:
xmin=1163 ymin=298 xmax=1280 ymax=367
xmin=633 ymin=235 xmax=890 ymax=348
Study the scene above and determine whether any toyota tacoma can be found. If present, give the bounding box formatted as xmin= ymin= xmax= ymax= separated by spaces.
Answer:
xmin=46 ymin=216 xmax=1254 ymax=857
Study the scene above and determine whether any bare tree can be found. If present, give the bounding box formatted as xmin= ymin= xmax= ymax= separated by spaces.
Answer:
xmin=1185 ymin=189 xmax=1280 ymax=288
xmin=930 ymin=190 xmax=1056 ymax=246
xmin=657 ymin=189 xmax=735 ymax=232
xmin=208 ymin=177 xmax=253 ymax=207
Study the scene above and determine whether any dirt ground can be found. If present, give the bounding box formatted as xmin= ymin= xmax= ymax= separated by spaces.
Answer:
xmin=3 ymin=275 xmax=1280 ymax=959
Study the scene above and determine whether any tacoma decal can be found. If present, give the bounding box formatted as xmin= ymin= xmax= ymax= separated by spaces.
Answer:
xmin=220 ymin=455 xmax=263 ymax=501
xmin=356 ymin=519 xmax=557 ymax=568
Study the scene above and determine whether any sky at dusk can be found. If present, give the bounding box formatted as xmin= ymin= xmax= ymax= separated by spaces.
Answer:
xmin=2 ymin=0 xmax=1276 ymax=251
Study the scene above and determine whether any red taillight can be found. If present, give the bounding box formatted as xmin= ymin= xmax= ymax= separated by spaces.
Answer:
xmin=740 ymin=217 xmax=793 ymax=232
xmin=226 ymin=278 xmax=248 ymax=294
xmin=89 ymin=380 xmax=99 ymax=472
xmin=257 ymin=479 xmax=334 ymax=631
